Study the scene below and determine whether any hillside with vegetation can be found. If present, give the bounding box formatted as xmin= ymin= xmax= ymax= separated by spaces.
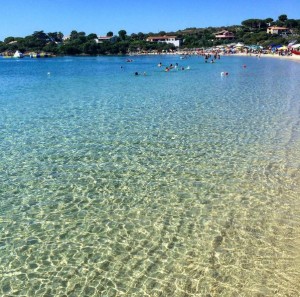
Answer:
xmin=1 ymin=14 xmax=299 ymax=55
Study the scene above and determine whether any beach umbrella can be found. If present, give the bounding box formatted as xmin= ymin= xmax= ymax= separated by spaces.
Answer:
xmin=247 ymin=45 xmax=261 ymax=50
xmin=291 ymin=44 xmax=300 ymax=49
xmin=288 ymin=40 xmax=297 ymax=47
xmin=271 ymin=45 xmax=282 ymax=51
xmin=226 ymin=43 xmax=235 ymax=48
xmin=278 ymin=46 xmax=287 ymax=50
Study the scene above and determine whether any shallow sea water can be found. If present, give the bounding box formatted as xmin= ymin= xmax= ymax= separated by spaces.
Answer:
xmin=0 ymin=55 xmax=300 ymax=296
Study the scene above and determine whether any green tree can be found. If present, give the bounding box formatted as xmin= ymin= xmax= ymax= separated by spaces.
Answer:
xmin=69 ymin=32 xmax=87 ymax=44
xmin=22 ymin=32 xmax=48 ymax=50
xmin=4 ymin=36 xmax=15 ymax=43
xmin=118 ymin=41 xmax=129 ymax=54
xmin=0 ymin=41 xmax=8 ymax=52
xmin=59 ymin=43 xmax=81 ymax=55
xmin=47 ymin=32 xmax=64 ymax=42
xmin=107 ymin=31 xmax=113 ymax=37
xmin=70 ymin=30 xmax=79 ymax=40
xmin=57 ymin=32 xmax=64 ymax=41
xmin=109 ymin=43 xmax=120 ymax=55
xmin=118 ymin=30 xmax=127 ymax=41
xmin=285 ymin=19 xmax=298 ymax=28
xmin=241 ymin=19 xmax=263 ymax=29
xmin=43 ymin=42 xmax=59 ymax=54
xmin=137 ymin=32 xmax=145 ymax=40
xmin=128 ymin=41 xmax=139 ymax=52
xmin=87 ymin=33 xmax=98 ymax=40
xmin=265 ymin=18 xmax=274 ymax=26
xmin=82 ymin=40 xmax=98 ymax=55
xmin=278 ymin=14 xmax=288 ymax=22
xmin=32 ymin=31 xmax=49 ymax=41
xmin=130 ymin=33 xmax=138 ymax=40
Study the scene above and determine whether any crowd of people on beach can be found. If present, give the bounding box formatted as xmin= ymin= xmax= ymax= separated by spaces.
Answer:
xmin=127 ymin=43 xmax=299 ymax=60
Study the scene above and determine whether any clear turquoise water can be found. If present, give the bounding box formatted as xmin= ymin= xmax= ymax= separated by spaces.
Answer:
xmin=1 ymin=55 xmax=300 ymax=296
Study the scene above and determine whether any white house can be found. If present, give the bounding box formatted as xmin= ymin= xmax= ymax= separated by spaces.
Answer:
xmin=214 ymin=30 xmax=235 ymax=40
xmin=94 ymin=36 xmax=117 ymax=44
xmin=146 ymin=36 xmax=182 ymax=47
xmin=267 ymin=26 xmax=290 ymax=35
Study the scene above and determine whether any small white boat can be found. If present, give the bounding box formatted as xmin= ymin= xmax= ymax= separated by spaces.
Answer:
xmin=13 ymin=50 xmax=24 ymax=58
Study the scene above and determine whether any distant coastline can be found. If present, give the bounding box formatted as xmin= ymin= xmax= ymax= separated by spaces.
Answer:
xmin=1 ymin=14 xmax=299 ymax=57
xmin=2 ymin=49 xmax=300 ymax=64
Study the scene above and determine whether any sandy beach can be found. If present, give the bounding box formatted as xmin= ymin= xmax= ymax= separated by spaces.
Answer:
xmin=231 ymin=52 xmax=300 ymax=62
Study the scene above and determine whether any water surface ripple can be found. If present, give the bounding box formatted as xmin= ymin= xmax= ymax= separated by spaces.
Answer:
xmin=1 ymin=56 xmax=300 ymax=296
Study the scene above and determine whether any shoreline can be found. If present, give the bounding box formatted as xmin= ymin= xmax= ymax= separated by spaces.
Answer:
xmin=228 ymin=52 xmax=300 ymax=62
xmin=2 ymin=51 xmax=300 ymax=63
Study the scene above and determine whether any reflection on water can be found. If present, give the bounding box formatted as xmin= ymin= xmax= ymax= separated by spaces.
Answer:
xmin=0 ymin=56 xmax=300 ymax=296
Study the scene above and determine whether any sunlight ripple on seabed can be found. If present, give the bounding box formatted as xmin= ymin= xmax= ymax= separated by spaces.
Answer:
xmin=0 ymin=55 xmax=300 ymax=296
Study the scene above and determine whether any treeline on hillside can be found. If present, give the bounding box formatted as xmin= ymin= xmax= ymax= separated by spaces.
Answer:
xmin=1 ymin=15 xmax=300 ymax=55
xmin=0 ymin=30 xmax=176 ymax=55
xmin=177 ymin=15 xmax=300 ymax=48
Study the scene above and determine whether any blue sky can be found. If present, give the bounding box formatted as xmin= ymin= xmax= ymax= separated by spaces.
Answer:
xmin=1 ymin=0 xmax=299 ymax=41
